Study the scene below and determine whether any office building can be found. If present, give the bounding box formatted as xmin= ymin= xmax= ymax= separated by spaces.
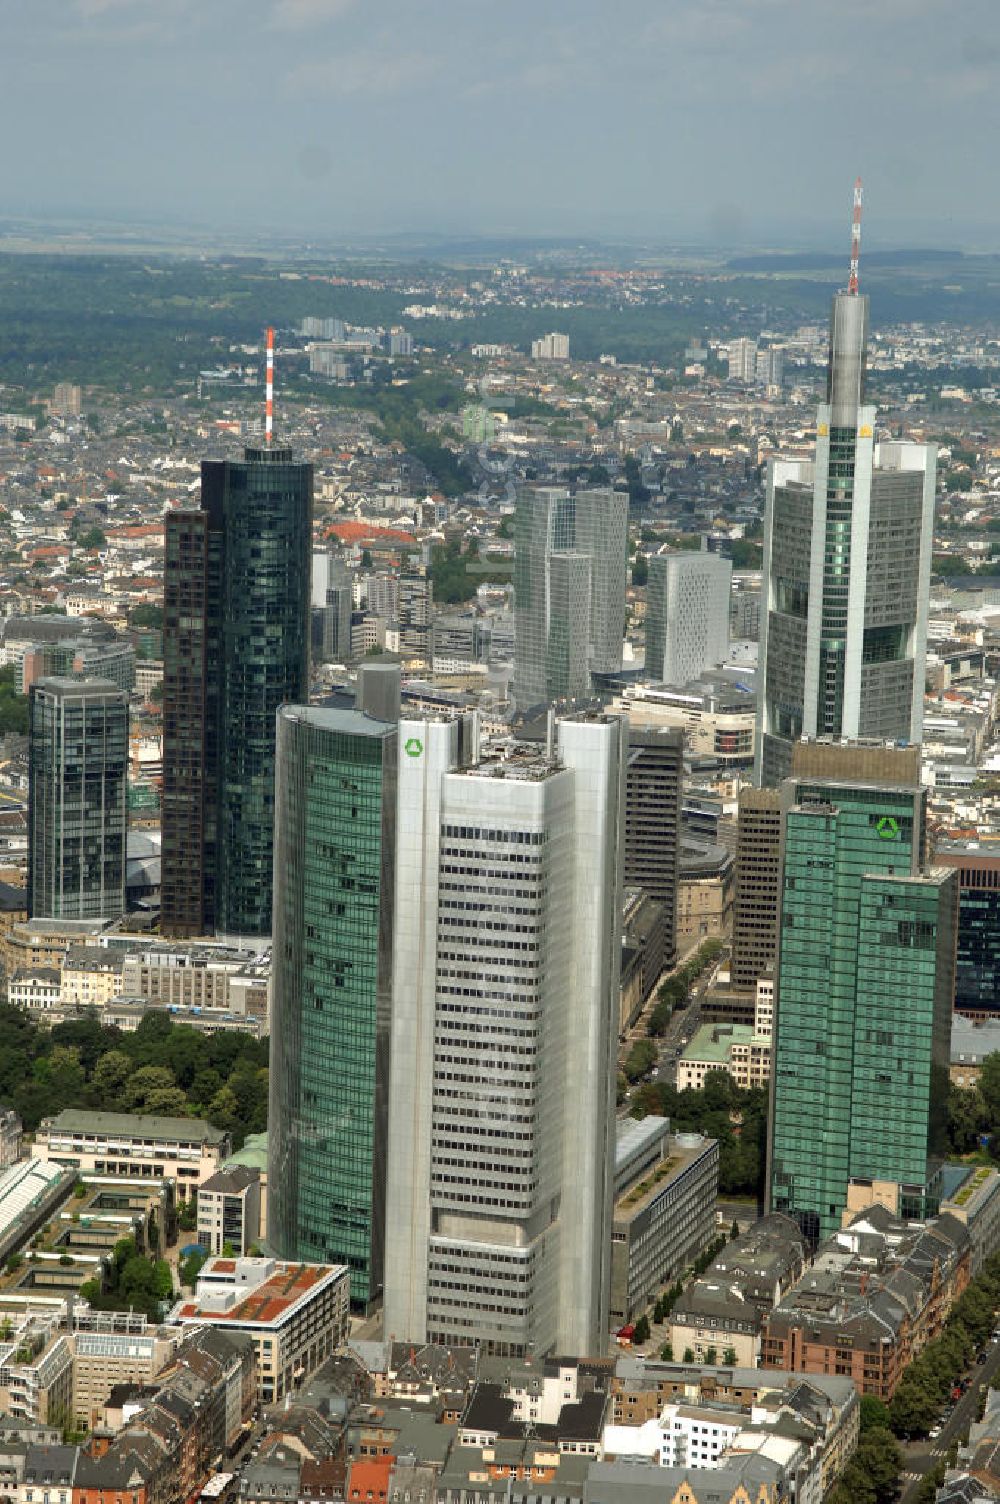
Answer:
xmin=512 ymin=485 xmax=627 ymax=710
xmin=756 ymin=284 xmax=936 ymax=786
xmin=645 ymin=550 xmax=732 ymax=687
xmin=397 ymin=567 xmax=433 ymax=658
xmin=197 ymin=1166 xmax=262 ymax=1256
xmin=730 ymin=788 xmax=782 ymax=990
xmin=530 ymin=331 xmax=569 ymax=360
xmin=513 ymin=486 xmax=586 ymax=709
xmin=574 ymin=488 xmax=628 ymax=676
xmin=727 ymin=337 xmax=757 ymax=383
xmin=268 ymin=705 xmax=397 ymax=1313
xmin=169 ymin=1256 xmax=350 ymax=1405
xmin=384 ymin=711 xmax=625 ymax=1357
xmin=623 ymin=725 xmax=683 ymax=966
xmin=161 ymin=445 xmax=312 ymax=938
xmin=755 ymin=346 xmax=785 ymax=391
xmin=311 ymin=551 xmax=352 ymax=664
xmin=28 ymin=678 xmax=128 ymax=922
xmin=610 ymin=1119 xmax=719 ymax=1327
xmin=33 ymin=1109 xmax=229 ymax=1197
xmin=768 ymin=756 xmax=957 ymax=1244
xmin=934 ymin=840 xmax=1000 ymax=1020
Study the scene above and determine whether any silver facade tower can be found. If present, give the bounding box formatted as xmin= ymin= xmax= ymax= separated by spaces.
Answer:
xmin=513 ymin=486 xmax=627 ymax=710
xmin=384 ymin=711 xmax=625 ymax=1357
xmin=756 ymin=289 xmax=935 ymax=786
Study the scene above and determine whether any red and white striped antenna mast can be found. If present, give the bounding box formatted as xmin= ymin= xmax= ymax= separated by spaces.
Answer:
xmin=265 ymin=326 xmax=275 ymax=443
xmin=848 ymin=177 xmax=863 ymax=295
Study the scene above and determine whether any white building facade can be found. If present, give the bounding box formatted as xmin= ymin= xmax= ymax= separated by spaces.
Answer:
xmin=384 ymin=712 xmax=626 ymax=1358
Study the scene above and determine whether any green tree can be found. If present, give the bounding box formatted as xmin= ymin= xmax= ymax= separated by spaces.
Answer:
xmin=704 ymin=1346 xmax=717 ymax=1366
xmin=722 ymin=1347 xmax=737 ymax=1366
xmin=633 ymin=1314 xmax=650 ymax=1345
xmin=682 ymin=1348 xmax=695 ymax=1364
xmin=859 ymin=1394 xmax=891 ymax=1433
xmin=660 ymin=1342 xmax=673 ymax=1361
xmin=90 ymin=1049 xmax=133 ymax=1102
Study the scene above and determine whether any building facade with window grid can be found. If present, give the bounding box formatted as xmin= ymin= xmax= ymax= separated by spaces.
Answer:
xmin=756 ymin=289 xmax=936 ymax=787
xmin=768 ymin=770 xmax=956 ymax=1244
xmin=268 ymin=706 xmax=396 ymax=1313
xmin=385 ymin=712 xmax=625 ymax=1357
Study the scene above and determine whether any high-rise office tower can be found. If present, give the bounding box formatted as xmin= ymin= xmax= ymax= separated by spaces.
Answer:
xmin=756 ymin=257 xmax=936 ymax=785
xmin=730 ymin=787 xmax=783 ymax=990
xmin=934 ymin=841 xmax=1000 ymax=1020
xmin=767 ymin=750 xmax=956 ymax=1245
xmin=311 ymin=551 xmax=352 ymax=664
xmin=513 ymin=485 xmax=627 ymax=709
xmin=623 ymin=724 xmax=683 ymax=969
xmin=268 ymin=705 xmax=397 ymax=1311
xmin=645 ymin=549 xmax=732 ymax=686
xmin=384 ymin=711 xmax=625 ymax=1356
xmin=28 ymin=677 xmax=128 ymax=921
xmin=574 ymin=488 xmax=628 ymax=677
xmin=397 ymin=567 xmax=433 ymax=658
xmin=161 ymin=445 xmax=312 ymax=938
xmin=727 ymin=337 xmax=757 ymax=383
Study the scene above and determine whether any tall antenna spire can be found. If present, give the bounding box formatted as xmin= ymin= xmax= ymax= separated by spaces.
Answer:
xmin=848 ymin=177 xmax=863 ymax=295
xmin=265 ymin=326 xmax=274 ymax=443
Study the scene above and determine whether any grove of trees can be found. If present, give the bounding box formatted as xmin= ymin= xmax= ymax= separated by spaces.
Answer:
xmin=0 ymin=1007 xmax=267 ymax=1147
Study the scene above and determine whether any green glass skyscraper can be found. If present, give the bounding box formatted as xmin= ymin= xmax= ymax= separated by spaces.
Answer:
xmin=161 ymin=446 xmax=312 ymax=937
xmin=768 ymin=761 xmax=956 ymax=1245
xmin=268 ymin=705 xmax=397 ymax=1311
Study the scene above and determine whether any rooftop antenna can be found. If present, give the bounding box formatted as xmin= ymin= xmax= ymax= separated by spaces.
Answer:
xmin=848 ymin=177 xmax=863 ymax=295
xmin=265 ymin=326 xmax=275 ymax=443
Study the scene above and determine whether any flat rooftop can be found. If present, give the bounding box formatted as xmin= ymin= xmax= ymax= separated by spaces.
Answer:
xmin=39 ymin=1109 xmax=227 ymax=1145
xmin=172 ymin=1260 xmax=344 ymax=1329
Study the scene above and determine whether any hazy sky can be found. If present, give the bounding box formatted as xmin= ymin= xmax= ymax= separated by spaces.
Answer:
xmin=5 ymin=0 xmax=999 ymax=248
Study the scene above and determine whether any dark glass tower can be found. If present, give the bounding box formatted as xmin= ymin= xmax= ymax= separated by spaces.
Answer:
xmin=268 ymin=705 xmax=397 ymax=1311
xmin=28 ymin=677 xmax=128 ymax=920
xmin=161 ymin=446 xmax=312 ymax=937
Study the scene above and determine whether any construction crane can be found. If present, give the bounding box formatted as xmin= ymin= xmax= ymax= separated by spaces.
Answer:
xmin=848 ymin=176 xmax=863 ymax=295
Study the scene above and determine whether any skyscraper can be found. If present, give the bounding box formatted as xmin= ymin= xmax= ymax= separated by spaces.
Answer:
xmin=645 ymin=549 xmax=732 ymax=686
xmin=161 ymin=445 xmax=312 ymax=938
xmin=730 ymin=787 xmax=782 ymax=991
xmin=755 ymin=280 xmax=936 ymax=786
xmin=28 ymin=677 xmax=128 ymax=921
xmin=311 ymin=551 xmax=352 ymax=664
xmin=575 ymin=488 xmax=628 ymax=677
xmin=623 ymin=724 xmax=683 ymax=969
xmin=268 ymin=705 xmax=397 ymax=1311
xmin=384 ymin=711 xmax=625 ymax=1356
xmin=767 ymin=751 xmax=956 ymax=1244
xmin=512 ymin=485 xmax=627 ymax=710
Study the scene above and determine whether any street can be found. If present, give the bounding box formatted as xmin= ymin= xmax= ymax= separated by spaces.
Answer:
xmin=898 ymin=1334 xmax=1000 ymax=1499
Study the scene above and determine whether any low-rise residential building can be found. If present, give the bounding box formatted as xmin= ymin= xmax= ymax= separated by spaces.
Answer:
xmin=761 ymin=1207 xmax=971 ymax=1399
xmin=196 ymin=1168 xmax=262 ymax=1257
xmin=670 ymin=1215 xmax=808 ymax=1369
xmin=9 ymin=968 xmax=62 ymax=1020
xmin=168 ymin=1257 xmax=350 ymax=1404
xmin=609 ymin=1360 xmax=859 ymax=1498
xmin=59 ymin=948 xmax=124 ymax=1010
xmin=32 ymin=1111 xmax=230 ymax=1199
xmin=610 ymin=1120 xmax=719 ymax=1326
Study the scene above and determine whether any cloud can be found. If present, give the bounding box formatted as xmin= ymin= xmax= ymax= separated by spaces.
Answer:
xmin=284 ymin=46 xmax=437 ymax=97
xmin=269 ymin=0 xmax=356 ymax=28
